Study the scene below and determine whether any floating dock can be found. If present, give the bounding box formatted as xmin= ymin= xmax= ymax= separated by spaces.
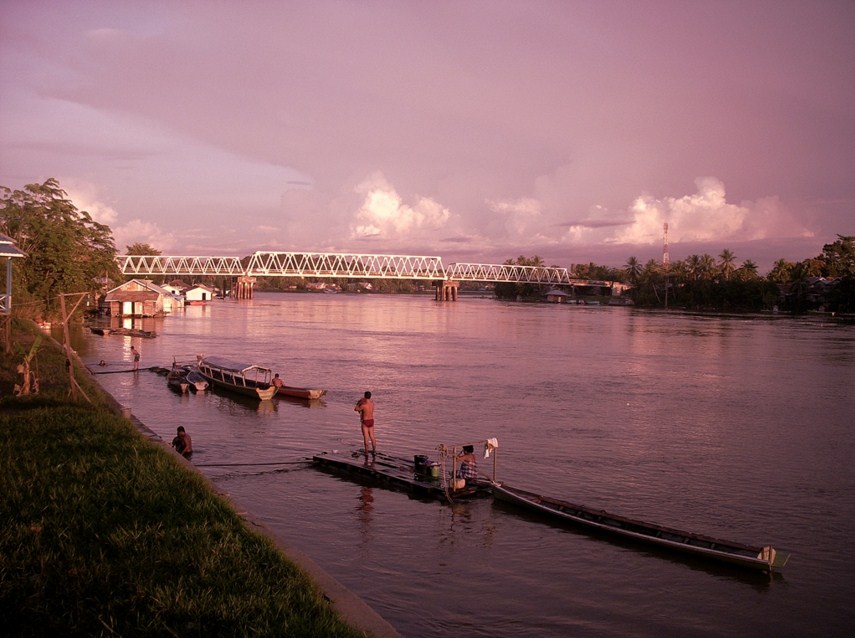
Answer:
xmin=312 ymin=450 xmax=492 ymax=502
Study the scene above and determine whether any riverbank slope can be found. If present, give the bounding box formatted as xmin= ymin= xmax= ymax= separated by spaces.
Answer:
xmin=0 ymin=318 xmax=398 ymax=637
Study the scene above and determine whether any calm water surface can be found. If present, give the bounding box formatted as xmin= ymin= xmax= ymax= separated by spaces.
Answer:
xmin=78 ymin=293 xmax=855 ymax=637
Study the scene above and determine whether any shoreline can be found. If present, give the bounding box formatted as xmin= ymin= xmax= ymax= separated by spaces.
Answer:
xmin=83 ymin=356 xmax=402 ymax=638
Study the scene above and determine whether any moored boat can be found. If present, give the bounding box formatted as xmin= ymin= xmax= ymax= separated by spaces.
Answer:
xmin=184 ymin=368 xmax=209 ymax=392
xmin=196 ymin=356 xmax=276 ymax=400
xmin=166 ymin=366 xmax=190 ymax=394
xmin=491 ymin=482 xmax=790 ymax=572
xmin=275 ymin=385 xmax=326 ymax=400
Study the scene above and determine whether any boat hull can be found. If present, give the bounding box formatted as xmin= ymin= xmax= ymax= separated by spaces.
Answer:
xmin=491 ymin=482 xmax=789 ymax=572
xmin=196 ymin=357 xmax=276 ymax=401
xmin=276 ymin=385 xmax=326 ymax=400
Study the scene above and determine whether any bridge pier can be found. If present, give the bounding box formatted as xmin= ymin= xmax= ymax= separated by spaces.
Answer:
xmin=234 ymin=276 xmax=257 ymax=300
xmin=434 ymin=279 xmax=459 ymax=301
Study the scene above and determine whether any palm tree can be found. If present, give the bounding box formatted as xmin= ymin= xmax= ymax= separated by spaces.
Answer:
xmin=699 ymin=254 xmax=716 ymax=280
xmin=768 ymin=258 xmax=794 ymax=284
xmin=739 ymin=260 xmax=759 ymax=280
xmin=719 ymin=249 xmax=736 ymax=280
xmin=685 ymin=254 xmax=702 ymax=281
xmin=624 ymin=256 xmax=642 ymax=284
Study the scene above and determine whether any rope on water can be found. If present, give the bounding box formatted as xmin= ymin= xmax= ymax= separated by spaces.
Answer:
xmin=194 ymin=459 xmax=312 ymax=468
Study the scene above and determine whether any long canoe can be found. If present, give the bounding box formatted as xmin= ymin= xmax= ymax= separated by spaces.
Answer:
xmin=276 ymin=385 xmax=326 ymax=400
xmin=491 ymin=482 xmax=790 ymax=572
xmin=196 ymin=356 xmax=276 ymax=400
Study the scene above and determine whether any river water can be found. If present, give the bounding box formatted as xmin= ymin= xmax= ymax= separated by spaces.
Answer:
xmin=75 ymin=293 xmax=854 ymax=637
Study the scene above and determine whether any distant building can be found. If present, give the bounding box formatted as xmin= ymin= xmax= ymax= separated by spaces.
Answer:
xmin=102 ymin=279 xmax=179 ymax=316
xmin=184 ymin=284 xmax=215 ymax=305
xmin=545 ymin=289 xmax=570 ymax=303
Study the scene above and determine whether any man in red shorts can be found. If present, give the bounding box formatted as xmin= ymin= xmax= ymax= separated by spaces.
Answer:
xmin=355 ymin=391 xmax=376 ymax=454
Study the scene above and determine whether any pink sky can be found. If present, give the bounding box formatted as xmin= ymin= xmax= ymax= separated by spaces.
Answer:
xmin=1 ymin=1 xmax=853 ymax=272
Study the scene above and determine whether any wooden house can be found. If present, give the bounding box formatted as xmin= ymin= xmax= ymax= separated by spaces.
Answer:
xmin=102 ymin=279 xmax=176 ymax=317
xmin=184 ymin=284 xmax=215 ymax=305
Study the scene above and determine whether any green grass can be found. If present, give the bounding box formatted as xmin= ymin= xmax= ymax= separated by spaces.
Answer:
xmin=0 ymin=320 xmax=366 ymax=637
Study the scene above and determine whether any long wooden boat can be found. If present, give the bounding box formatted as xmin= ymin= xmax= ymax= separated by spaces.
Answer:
xmin=196 ymin=356 xmax=277 ymax=400
xmin=491 ymin=482 xmax=790 ymax=572
xmin=276 ymin=385 xmax=326 ymax=400
xmin=313 ymin=450 xmax=492 ymax=503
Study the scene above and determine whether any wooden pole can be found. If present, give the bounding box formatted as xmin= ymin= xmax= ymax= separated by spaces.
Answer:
xmin=59 ymin=292 xmax=92 ymax=403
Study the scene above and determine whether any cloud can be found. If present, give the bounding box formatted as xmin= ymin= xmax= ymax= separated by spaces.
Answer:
xmin=609 ymin=177 xmax=812 ymax=245
xmin=488 ymin=197 xmax=543 ymax=237
xmin=113 ymin=219 xmax=176 ymax=254
xmin=64 ymin=180 xmax=119 ymax=227
xmin=350 ymin=172 xmax=450 ymax=240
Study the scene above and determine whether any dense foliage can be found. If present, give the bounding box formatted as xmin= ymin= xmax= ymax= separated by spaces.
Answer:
xmin=623 ymin=235 xmax=855 ymax=313
xmin=0 ymin=179 xmax=121 ymax=321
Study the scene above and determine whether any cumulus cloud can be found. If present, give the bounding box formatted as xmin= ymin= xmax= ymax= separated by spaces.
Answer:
xmin=64 ymin=181 xmax=119 ymax=227
xmin=350 ymin=172 xmax=450 ymax=240
xmin=488 ymin=197 xmax=543 ymax=237
xmin=609 ymin=177 xmax=811 ymax=245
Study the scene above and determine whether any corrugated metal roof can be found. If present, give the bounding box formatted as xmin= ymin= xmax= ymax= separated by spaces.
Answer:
xmin=0 ymin=233 xmax=26 ymax=258
xmin=103 ymin=290 xmax=159 ymax=302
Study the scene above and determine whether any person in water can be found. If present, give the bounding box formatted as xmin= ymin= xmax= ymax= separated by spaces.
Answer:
xmin=354 ymin=391 xmax=376 ymax=454
xmin=171 ymin=426 xmax=193 ymax=459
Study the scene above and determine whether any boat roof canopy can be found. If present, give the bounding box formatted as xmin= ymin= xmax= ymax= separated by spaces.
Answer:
xmin=200 ymin=356 xmax=272 ymax=375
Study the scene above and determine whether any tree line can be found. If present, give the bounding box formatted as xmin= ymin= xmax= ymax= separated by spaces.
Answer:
xmin=2 ymin=178 xmax=852 ymax=320
xmin=493 ymin=238 xmax=855 ymax=314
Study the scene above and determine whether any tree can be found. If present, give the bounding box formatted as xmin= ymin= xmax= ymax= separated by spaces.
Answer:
xmin=0 ymin=179 xmax=120 ymax=321
xmin=819 ymin=235 xmax=855 ymax=277
xmin=719 ymin=249 xmax=736 ymax=281
xmin=767 ymin=259 xmax=794 ymax=284
xmin=699 ymin=254 xmax=716 ymax=281
xmin=737 ymin=260 xmax=759 ymax=281
xmin=494 ymin=255 xmax=548 ymax=300
xmin=126 ymin=242 xmax=161 ymax=255
xmin=624 ymin=256 xmax=642 ymax=284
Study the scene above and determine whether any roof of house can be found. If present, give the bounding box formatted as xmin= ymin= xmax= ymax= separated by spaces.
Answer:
xmin=103 ymin=290 xmax=159 ymax=302
xmin=0 ymin=233 xmax=26 ymax=258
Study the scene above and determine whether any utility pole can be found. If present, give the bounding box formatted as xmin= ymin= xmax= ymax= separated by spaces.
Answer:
xmin=663 ymin=223 xmax=670 ymax=309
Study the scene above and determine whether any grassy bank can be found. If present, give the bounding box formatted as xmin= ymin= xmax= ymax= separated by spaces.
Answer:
xmin=0 ymin=319 xmax=365 ymax=637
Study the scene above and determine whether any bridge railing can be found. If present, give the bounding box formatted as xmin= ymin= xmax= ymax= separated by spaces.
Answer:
xmin=117 ymin=255 xmax=245 ymax=276
xmin=447 ymin=263 xmax=572 ymax=284
xmin=245 ymin=252 xmax=447 ymax=279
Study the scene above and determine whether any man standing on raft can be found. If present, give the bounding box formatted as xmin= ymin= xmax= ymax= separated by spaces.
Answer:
xmin=355 ymin=391 xmax=376 ymax=454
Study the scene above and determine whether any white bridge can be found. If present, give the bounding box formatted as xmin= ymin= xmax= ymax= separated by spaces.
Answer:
xmin=118 ymin=251 xmax=579 ymax=283
xmin=118 ymin=251 xmax=605 ymax=300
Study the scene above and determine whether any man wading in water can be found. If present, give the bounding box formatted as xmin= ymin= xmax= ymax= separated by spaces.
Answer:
xmin=355 ymin=391 xmax=376 ymax=454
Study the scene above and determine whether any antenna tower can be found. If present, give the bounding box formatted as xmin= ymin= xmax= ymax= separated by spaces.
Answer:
xmin=662 ymin=222 xmax=670 ymax=267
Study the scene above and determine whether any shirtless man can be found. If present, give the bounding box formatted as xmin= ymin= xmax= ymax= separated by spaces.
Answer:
xmin=354 ymin=391 xmax=376 ymax=454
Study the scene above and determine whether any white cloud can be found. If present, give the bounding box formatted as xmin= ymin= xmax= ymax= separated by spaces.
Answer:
xmin=609 ymin=177 xmax=811 ymax=246
xmin=113 ymin=219 xmax=176 ymax=254
xmin=488 ymin=197 xmax=542 ymax=237
xmin=64 ymin=180 xmax=119 ymax=227
xmin=350 ymin=172 xmax=450 ymax=240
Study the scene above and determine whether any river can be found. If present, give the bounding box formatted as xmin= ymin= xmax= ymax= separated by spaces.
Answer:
xmin=74 ymin=293 xmax=855 ymax=637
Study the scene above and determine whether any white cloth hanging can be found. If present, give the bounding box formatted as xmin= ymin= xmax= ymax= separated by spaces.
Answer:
xmin=484 ymin=437 xmax=499 ymax=458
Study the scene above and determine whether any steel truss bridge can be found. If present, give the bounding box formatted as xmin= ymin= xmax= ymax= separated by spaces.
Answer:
xmin=118 ymin=251 xmax=587 ymax=285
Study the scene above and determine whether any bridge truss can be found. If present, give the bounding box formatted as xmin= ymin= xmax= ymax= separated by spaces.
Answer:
xmin=118 ymin=251 xmax=576 ymax=284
